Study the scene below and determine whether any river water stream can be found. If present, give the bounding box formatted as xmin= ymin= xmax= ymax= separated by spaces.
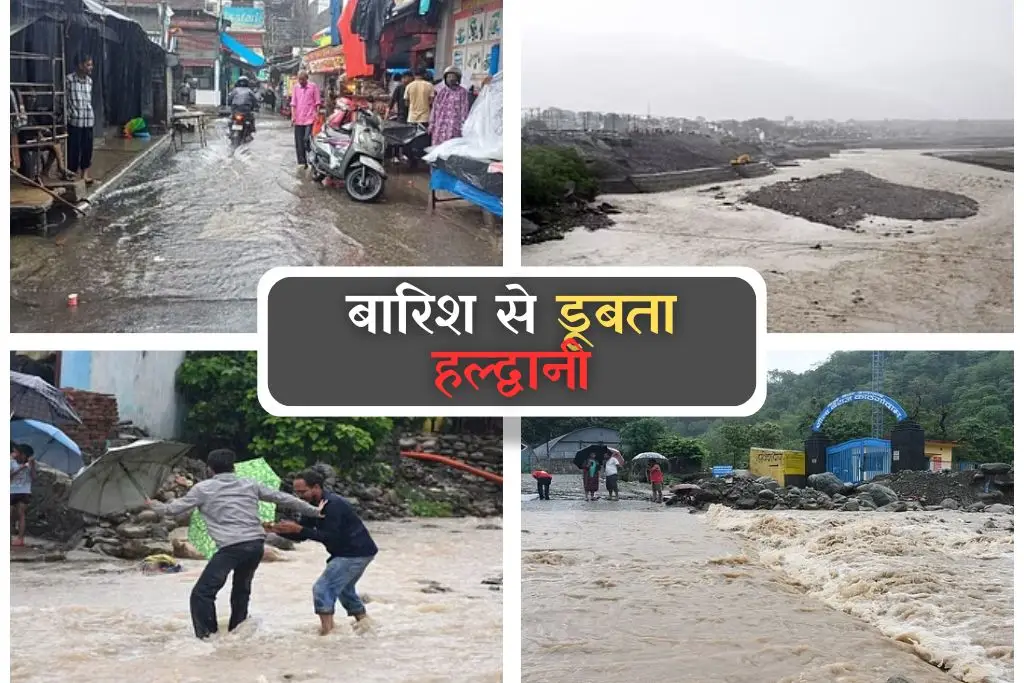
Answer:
xmin=11 ymin=518 xmax=503 ymax=683
xmin=522 ymin=492 xmax=1012 ymax=683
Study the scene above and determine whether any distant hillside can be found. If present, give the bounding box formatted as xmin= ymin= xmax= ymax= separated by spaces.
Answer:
xmin=523 ymin=351 xmax=1013 ymax=465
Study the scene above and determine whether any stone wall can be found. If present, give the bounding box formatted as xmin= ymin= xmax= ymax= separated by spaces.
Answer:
xmin=29 ymin=430 xmax=503 ymax=559
xmin=59 ymin=390 xmax=119 ymax=458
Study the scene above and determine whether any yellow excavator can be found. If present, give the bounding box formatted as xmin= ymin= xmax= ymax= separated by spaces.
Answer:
xmin=730 ymin=154 xmax=752 ymax=166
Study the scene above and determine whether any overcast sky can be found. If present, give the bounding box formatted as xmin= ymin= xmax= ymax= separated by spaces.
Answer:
xmin=522 ymin=0 xmax=1013 ymax=120
xmin=767 ymin=351 xmax=834 ymax=375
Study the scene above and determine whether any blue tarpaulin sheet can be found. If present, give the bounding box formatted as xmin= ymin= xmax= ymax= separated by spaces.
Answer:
xmin=430 ymin=168 xmax=502 ymax=217
xmin=219 ymin=32 xmax=266 ymax=68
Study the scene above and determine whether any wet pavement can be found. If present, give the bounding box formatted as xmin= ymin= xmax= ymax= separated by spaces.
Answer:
xmin=11 ymin=116 xmax=501 ymax=333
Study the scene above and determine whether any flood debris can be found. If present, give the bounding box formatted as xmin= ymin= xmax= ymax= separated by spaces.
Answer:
xmin=742 ymin=169 xmax=980 ymax=230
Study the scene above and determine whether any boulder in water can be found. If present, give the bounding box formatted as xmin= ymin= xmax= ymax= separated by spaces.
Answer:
xmin=807 ymin=472 xmax=845 ymax=496
xmin=857 ymin=482 xmax=899 ymax=507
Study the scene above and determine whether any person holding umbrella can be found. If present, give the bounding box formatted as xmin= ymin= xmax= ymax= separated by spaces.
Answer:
xmin=144 ymin=449 xmax=324 ymax=640
xmin=583 ymin=453 xmax=601 ymax=501
xmin=10 ymin=443 xmax=36 ymax=547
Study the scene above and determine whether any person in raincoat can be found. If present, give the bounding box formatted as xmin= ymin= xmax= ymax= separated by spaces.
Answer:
xmin=649 ymin=462 xmax=665 ymax=503
xmin=428 ymin=66 xmax=470 ymax=146
xmin=145 ymin=449 xmax=323 ymax=640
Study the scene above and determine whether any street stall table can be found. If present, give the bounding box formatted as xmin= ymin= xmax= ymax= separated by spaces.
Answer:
xmin=170 ymin=110 xmax=208 ymax=152
xmin=428 ymin=157 xmax=503 ymax=225
xmin=422 ymin=72 xmax=504 ymax=227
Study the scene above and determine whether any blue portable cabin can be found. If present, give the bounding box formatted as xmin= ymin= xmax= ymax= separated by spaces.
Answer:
xmin=825 ymin=438 xmax=892 ymax=484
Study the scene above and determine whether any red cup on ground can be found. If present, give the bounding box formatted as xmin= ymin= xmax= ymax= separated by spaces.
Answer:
xmin=67 ymin=293 xmax=78 ymax=307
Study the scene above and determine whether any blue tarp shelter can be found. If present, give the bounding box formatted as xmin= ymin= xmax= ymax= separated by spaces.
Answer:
xmin=219 ymin=31 xmax=265 ymax=68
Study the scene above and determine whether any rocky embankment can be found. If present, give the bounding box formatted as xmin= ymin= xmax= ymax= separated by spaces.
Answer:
xmin=667 ymin=464 xmax=1013 ymax=515
xmin=22 ymin=432 xmax=502 ymax=561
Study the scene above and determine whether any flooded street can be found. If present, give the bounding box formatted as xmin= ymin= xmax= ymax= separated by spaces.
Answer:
xmin=11 ymin=518 xmax=502 ymax=683
xmin=522 ymin=476 xmax=1012 ymax=683
xmin=522 ymin=149 xmax=1013 ymax=333
xmin=10 ymin=117 xmax=501 ymax=333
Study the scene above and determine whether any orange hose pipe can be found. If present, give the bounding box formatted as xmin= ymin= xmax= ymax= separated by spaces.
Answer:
xmin=400 ymin=450 xmax=504 ymax=484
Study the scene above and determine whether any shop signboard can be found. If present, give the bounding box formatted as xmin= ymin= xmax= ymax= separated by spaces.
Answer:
xmin=223 ymin=6 xmax=265 ymax=32
xmin=305 ymin=45 xmax=346 ymax=74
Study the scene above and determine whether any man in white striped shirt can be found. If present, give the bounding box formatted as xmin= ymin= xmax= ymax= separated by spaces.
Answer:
xmin=65 ymin=55 xmax=95 ymax=184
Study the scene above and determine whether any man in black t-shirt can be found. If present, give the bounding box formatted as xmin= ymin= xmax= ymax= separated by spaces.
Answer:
xmin=271 ymin=469 xmax=379 ymax=636
xmin=389 ymin=72 xmax=413 ymax=122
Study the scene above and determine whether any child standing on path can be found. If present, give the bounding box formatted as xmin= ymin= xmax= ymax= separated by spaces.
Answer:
xmin=649 ymin=463 xmax=665 ymax=503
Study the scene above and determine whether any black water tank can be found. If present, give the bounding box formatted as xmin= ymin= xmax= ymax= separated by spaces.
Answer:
xmin=804 ymin=433 xmax=831 ymax=476
xmin=889 ymin=420 xmax=926 ymax=472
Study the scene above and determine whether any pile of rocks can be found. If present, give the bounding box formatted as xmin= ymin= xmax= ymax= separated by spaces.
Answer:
xmin=873 ymin=463 xmax=1012 ymax=507
xmin=28 ymin=430 xmax=502 ymax=561
xmin=666 ymin=465 xmax=1014 ymax=514
xmin=76 ymin=458 xmax=207 ymax=560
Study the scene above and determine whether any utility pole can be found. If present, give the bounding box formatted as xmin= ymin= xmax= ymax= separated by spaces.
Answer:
xmin=871 ymin=351 xmax=885 ymax=438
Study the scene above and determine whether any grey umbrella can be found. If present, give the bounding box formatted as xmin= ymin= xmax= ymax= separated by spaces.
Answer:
xmin=69 ymin=440 xmax=193 ymax=517
xmin=10 ymin=371 xmax=82 ymax=425
xmin=632 ymin=452 xmax=669 ymax=462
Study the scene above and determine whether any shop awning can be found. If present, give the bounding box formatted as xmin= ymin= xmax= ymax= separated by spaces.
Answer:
xmin=219 ymin=31 xmax=265 ymax=67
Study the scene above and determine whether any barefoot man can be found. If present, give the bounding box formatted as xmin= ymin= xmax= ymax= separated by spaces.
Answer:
xmin=10 ymin=443 xmax=36 ymax=547
xmin=270 ymin=469 xmax=378 ymax=636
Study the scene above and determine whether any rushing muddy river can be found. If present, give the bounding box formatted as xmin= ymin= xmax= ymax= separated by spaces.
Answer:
xmin=522 ymin=149 xmax=1013 ymax=333
xmin=11 ymin=519 xmax=503 ymax=683
xmin=10 ymin=117 xmax=500 ymax=333
xmin=522 ymin=490 xmax=1012 ymax=683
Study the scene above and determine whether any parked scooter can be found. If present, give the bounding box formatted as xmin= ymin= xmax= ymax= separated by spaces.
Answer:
xmin=307 ymin=102 xmax=388 ymax=202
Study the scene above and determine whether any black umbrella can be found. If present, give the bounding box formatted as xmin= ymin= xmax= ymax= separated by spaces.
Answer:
xmin=573 ymin=444 xmax=611 ymax=469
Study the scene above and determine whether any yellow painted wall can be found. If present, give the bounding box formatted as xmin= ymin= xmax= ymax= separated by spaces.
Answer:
xmin=925 ymin=441 xmax=955 ymax=471
xmin=749 ymin=448 xmax=806 ymax=485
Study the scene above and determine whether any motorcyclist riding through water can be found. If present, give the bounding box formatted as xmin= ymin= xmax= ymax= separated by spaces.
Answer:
xmin=227 ymin=76 xmax=259 ymax=134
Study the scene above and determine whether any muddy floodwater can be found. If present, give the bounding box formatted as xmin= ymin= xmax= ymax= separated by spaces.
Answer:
xmin=522 ymin=149 xmax=1013 ymax=333
xmin=522 ymin=485 xmax=1012 ymax=683
xmin=11 ymin=519 xmax=502 ymax=683
xmin=10 ymin=117 xmax=500 ymax=333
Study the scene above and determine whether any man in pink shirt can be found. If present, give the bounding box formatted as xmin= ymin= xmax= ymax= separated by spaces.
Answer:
xmin=290 ymin=70 xmax=321 ymax=168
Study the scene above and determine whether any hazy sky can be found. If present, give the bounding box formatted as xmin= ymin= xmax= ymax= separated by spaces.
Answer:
xmin=767 ymin=351 xmax=834 ymax=375
xmin=522 ymin=0 xmax=1013 ymax=120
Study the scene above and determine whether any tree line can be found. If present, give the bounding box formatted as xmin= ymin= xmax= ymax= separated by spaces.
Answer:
xmin=522 ymin=351 xmax=1013 ymax=467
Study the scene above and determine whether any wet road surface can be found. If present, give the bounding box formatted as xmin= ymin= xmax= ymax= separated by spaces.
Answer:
xmin=11 ymin=117 xmax=501 ymax=333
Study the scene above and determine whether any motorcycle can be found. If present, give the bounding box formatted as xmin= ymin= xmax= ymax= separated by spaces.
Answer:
xmin=307 ymin=107 xmax=388 ymax=202
xmin=227 ymin=110 xmax=255 ymax=148
xmin=382 ymin=120 xmax=430 ymax=170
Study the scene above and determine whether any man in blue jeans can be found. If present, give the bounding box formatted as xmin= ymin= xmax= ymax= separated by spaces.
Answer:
xmin=271 ymin=469 xmax=378 ymax=636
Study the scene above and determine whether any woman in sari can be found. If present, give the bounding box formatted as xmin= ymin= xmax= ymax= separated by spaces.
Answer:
xmin=582 ymin=454 xmax=601 ymax=501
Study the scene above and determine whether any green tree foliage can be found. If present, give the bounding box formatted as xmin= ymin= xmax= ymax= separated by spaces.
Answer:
xmin=522 ymin=144 xmax=599 ymax=208
xmin=652 ymin=435 xmax=707 ymax=469
xmin=522 ymin=352 xmax=1013 ymax=465
xmin=176 ymin=352 xmax=393 ymax=478
xmin=620 ymin=418 xmax=667 ymax=455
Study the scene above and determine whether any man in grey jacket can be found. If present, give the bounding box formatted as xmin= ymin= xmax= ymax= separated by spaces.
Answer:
xmin=146 ymin=448 xmax=323 ymax=639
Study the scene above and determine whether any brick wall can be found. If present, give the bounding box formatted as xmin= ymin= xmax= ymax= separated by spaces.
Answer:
xmin=60 ymin=390 xmax=120 ymax=460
